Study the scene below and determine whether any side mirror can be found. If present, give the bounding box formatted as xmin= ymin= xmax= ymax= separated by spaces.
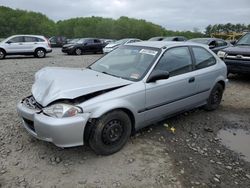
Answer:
xmin=84 ymin=43 xmax=88 ymax=46
xmin=6 ymin=41 xmax=12 ymax=44
xmin=146 ymin=70 xmax=169 ymax=83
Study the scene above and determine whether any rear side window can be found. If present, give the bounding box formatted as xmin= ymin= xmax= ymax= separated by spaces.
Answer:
xmin=192 ymin=47 xmax=216 ymax=70
xmin=94 ymin=39 xmax=100 ymax=43
xmin=24 ymin=36 xmax=44 ymax=42
xmin=154 ymin=47 xmax=193 ymax=77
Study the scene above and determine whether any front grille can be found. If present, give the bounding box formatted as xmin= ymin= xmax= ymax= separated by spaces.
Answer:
xmin=225 ymin=54 xmax=250 ymax=61
xmin=22 ymin=96 xmax=43 ymax=110
xmin=23 ymin=118 xmax=35 ymax=133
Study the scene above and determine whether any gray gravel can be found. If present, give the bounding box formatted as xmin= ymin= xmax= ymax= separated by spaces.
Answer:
xmin=0 ymin=48 xmax=250 ymax=188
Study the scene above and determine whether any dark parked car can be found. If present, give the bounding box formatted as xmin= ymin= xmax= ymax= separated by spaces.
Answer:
xmin=49 ymin=36 xmax=67 ymax=47
xmin=189 ymin=38 xmax=232 ymax=54
xmin=217 ymin=32 xmax=250 ymax=74
xmin=62 ymin=38 xmax=103 ymax=55
xmin=162 ymin=36 xmax=187 ymax=42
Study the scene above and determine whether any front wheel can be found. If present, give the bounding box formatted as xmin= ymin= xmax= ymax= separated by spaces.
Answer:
xmin=75 ymin=48 xmax=82 ymax=55
xmin=204 ymin=83 xmax=224 ymax=111
xmin=35 ymin=48 xmax=46 ymax=58
xmin=0 ymin=49 xmax=6 ymax=60
xmin=89 ymin=110 xmax=132 ymax=155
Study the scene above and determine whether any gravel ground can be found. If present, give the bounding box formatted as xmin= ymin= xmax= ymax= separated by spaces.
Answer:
xmin=0 ymin=48 xmax=250 ymax=188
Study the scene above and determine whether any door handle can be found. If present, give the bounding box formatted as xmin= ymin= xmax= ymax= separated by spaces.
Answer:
xmin=19 ymin=43 xmax=23 ymax=45
xmin=188 ymin=77 xmax=195 ymax=83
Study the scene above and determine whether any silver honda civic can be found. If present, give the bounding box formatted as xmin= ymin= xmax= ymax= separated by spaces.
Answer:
xmin=17 ymin=41 xmax=227 ymax=155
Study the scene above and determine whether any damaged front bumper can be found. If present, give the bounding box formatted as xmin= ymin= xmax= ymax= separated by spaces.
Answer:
xmin=16 ymin=97 xmax=91 ymax=148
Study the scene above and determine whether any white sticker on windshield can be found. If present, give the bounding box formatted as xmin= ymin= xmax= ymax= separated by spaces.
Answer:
xmin=139 ymin=49 xmax=158 ymax=56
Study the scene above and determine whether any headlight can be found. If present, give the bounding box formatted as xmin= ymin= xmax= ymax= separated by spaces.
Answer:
xmin=43 ymin=103 xmax=83 ymax=118
xmin=217 ymin=51 xmax=226 ymax=58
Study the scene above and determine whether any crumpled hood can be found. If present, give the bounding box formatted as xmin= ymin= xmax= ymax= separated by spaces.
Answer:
xmin=32 ymin=67 xmax=131 ymax=106
xmin=223 ymin=45 xmax=250 ymax=55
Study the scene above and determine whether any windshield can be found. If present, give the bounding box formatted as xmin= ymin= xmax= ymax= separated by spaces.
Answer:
xmin=189 ymin=38 xmax=210 ymax=44
xmin=77 ymin=38 xmax=87 ymax=44
xmin=236 ymin=33 xmax=250 ymax=45
xmin=90 ymin=46 xmax=161 ymax=81
xmin=163 ymin=37 xmax=174 ymax=41
xmin=113 ymin=39 xmax=129 ymax=45
xmin=69 ymin=38 xmax=79 ymax=43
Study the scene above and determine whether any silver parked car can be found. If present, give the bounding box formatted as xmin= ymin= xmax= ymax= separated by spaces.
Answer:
xmin=103 ymin=38 xmax=142 ymax=53
xmin=17 ymin=41 xmax=227 ymax=155
xmin=0 ymin=35 xmax=52 ymax=59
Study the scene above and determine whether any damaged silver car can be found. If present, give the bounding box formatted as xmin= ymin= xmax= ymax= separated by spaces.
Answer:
xmin=17 ymin=41 xmax=227 ymax=155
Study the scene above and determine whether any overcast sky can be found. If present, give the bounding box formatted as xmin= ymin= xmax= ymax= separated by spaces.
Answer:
xmin=1 ymin=0 xmax=250 ymax=31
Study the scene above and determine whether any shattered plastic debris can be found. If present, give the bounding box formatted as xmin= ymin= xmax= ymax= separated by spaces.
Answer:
xmin=164 ymin=123 xmax=176 ymax=134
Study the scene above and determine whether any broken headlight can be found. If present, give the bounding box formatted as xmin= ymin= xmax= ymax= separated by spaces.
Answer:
xmin=43 ymin=103 xmax=83 ymax=118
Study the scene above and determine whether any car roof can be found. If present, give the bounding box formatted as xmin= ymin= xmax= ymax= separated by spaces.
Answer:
xmin=126 ymin=41 xmax=209 ymax=49
xmin=10 ymin=35 xmax=45 ymax=38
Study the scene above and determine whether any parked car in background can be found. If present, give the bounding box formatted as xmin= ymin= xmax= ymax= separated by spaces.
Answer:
xmin=101 ymin=39 xmax=116 ymax=47
xmin=217 ymin=32 xmax=250 ymax=74
xmin=103 ymin=38 xmax=142 ymax=53
xmin=49 ymin=36 xmax=67 ymax=47
xmin=189 ymin=38 xmax=232 ymax=54
xmin=17 ymin=41 xmax=227 ymax=155
xmin=163 ymin=36 xmax=187 ymax=42
xmin=148 ymin=36 xmax=165 ymax=41
xmin=66 ymin=38 xmax=80 ymax=44
xmin=62 ymin=38 xmax=103 ymax=55
xmin=0 ymin=35 xmax=52 ymax=59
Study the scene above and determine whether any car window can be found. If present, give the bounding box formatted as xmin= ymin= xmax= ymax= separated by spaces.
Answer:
xmin=24 ymin=36 xmax=36 ymax=42
xmin=8 ymin=36 xmax=24 ymax=43
xmin=192 ymin=47 xmax=216 ymax=70
xmin=37 ymin=38 xmax=45 ymax=42
xmin=154 ymin=47 xmax=193 ymax=77
xmin=86 ymin=39 xmax=94 ymax=44
xmin=94 ymin=39 xmax=100 ymax=43
xmin=216 ymin=40 xmax=227 ymax=47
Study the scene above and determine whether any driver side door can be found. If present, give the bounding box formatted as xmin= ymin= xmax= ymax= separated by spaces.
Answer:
xmin=143 ymin=47 xmax=197 ymax=124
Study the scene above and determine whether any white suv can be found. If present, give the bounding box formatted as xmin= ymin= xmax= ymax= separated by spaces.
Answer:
xmin=0 ymin=35 xmax=52 ymax=59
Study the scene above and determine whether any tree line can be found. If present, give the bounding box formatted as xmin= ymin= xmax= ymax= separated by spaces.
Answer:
xmin=1 ymin=6 xmax=249 ymax=40
xmin=0 ymin=6 xmax=204 ymax=40
xmin=205 ymin=23 xmax=250 ymax=36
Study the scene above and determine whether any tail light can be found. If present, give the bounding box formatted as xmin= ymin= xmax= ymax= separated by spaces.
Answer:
xmin=46 ymin=38 xmax=51 ymax=48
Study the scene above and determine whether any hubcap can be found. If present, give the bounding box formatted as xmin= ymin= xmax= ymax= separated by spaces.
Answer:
xmin=0 ymin=51 xmax=4 ymax=59
xmin=212 ymin=90 xmax=221 ymax=104
xmin=37 ymin=50 xmax=45 ymax=57
xmin=76 ymin=49 xmax=81 ymax=55
xmin=102 ymin=120 xmax=123 ymax=145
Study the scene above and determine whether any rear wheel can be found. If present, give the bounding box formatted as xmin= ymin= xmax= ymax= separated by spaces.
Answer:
xmin=0 ymin=49 xmax=6 ymax=60
xmin=89 ymin=110 xmax=132 ymax=155
xmin=75 ymin=48 xmax=82 ymax=55
xmin=35 ymin=48 xmax=46 ymax=58
xmin=204 ymin=83 xmax=224 ymax=111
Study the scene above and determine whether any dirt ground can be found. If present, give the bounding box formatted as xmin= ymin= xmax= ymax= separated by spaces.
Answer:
xmin=0 ymin=49 xmax=249 ymax=188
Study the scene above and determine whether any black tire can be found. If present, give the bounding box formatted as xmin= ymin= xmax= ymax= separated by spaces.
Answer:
xmin=89 ymin=110 xmax=132 ymax=155
xmin=75 ymin=48 xmax=82 ymax=55
xmin=0 ymin=49 xmax=6 ymax=60
xmin=204 ymin=83 xmax=224 ymax=111
xmin=35 ymin=48 xmax=46 ymax=58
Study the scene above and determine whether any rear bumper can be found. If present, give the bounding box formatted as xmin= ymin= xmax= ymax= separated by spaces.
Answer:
xmin=17 ymin=102 xmax=91 ymax=147
xmin=46 ymin=48 xmax=52 ymax=53
xmin=224 ymin=59 xmax=250 ymax=74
